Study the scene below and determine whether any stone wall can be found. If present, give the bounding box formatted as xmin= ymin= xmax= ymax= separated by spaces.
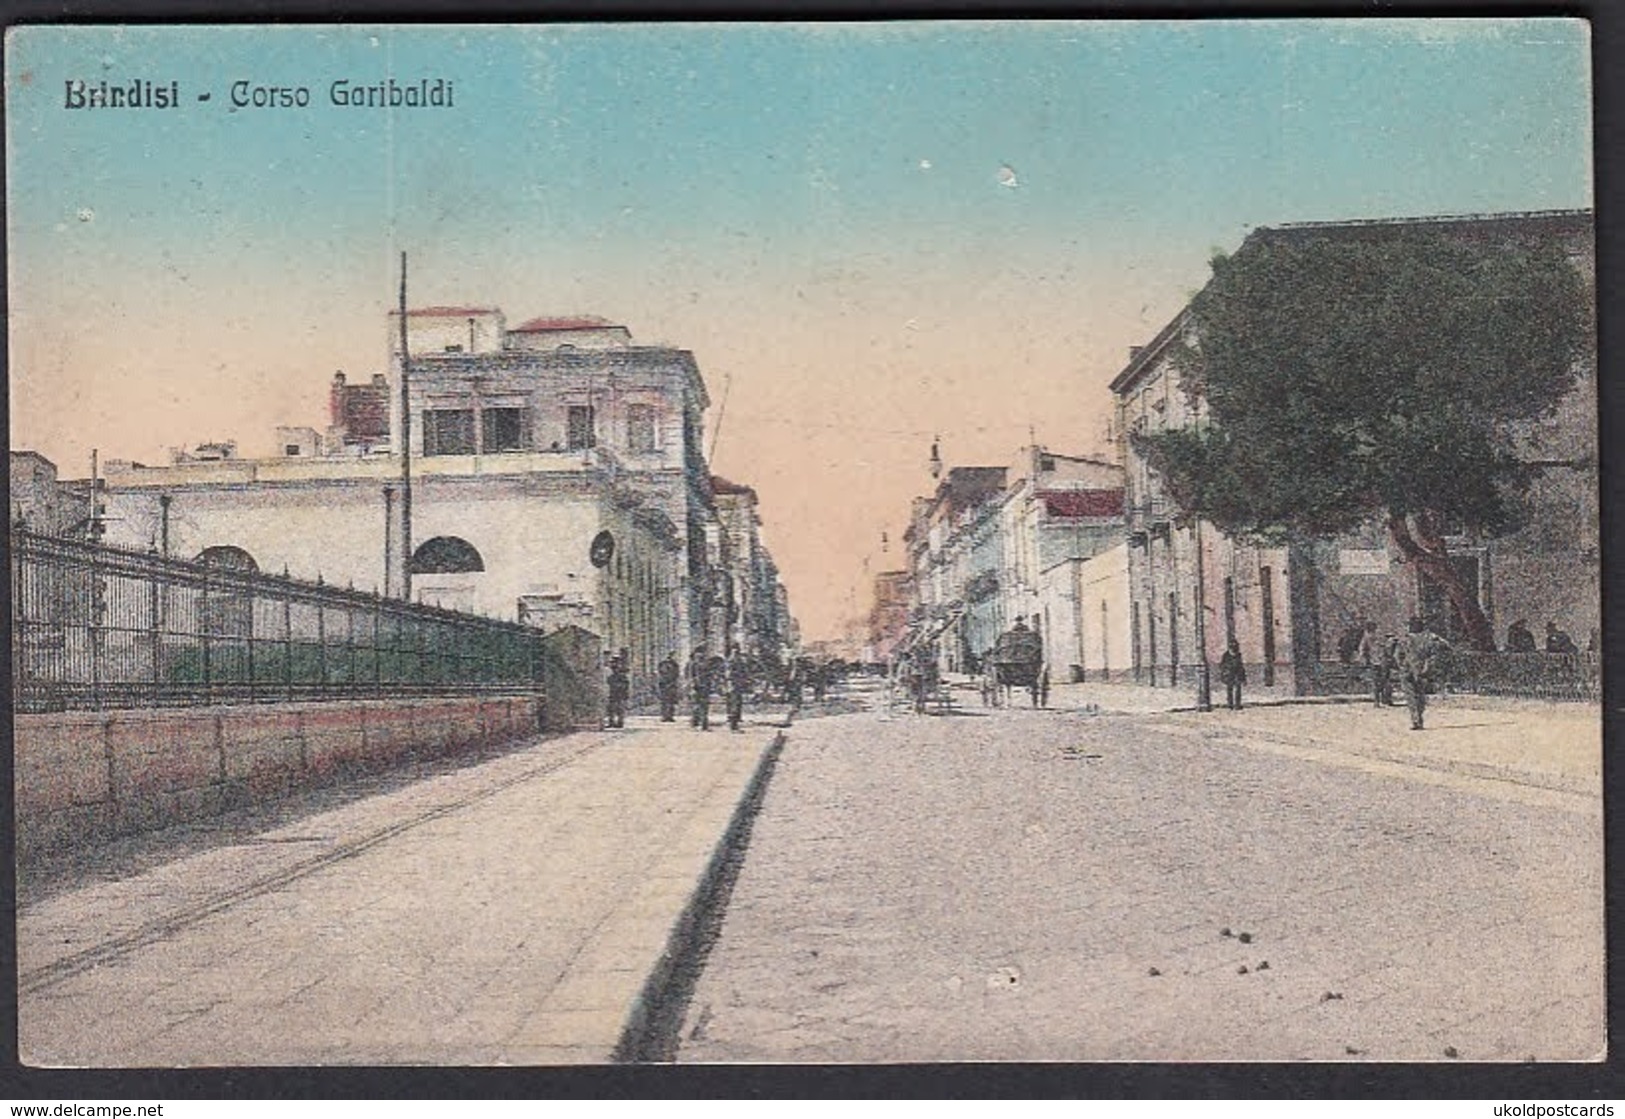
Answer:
xmin=15 ymin=693 xmax=543 ymax=863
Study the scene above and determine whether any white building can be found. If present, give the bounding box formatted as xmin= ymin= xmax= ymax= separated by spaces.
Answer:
xmin=99 ymin=309 xmax=758 ymax=693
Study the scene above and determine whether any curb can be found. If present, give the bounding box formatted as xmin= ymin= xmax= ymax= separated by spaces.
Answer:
xmin=611 ymin=728 xmax=788 ymax=1063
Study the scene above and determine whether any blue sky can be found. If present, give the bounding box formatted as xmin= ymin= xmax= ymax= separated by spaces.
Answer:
xmin=6 ymin=20 xmax=1594 ymax=637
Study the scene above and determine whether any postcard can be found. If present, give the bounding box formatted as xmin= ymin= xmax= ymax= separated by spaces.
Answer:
xmin=7 ymin=20 xmax=1601 ymax=1068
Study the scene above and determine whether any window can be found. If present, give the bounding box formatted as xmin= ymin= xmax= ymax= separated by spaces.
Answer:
xmin=284 ymin=445 xmax=302 ymax=457
xmin=627 ymin=404 xmax=657 ymax=453
xmin=482 ymin=408 xmax=526 ymax=453
xmin=423 ymin=409 xmax=475 ymax=456
xmin=1039 ymin=454 xmax=1056 ymax=472
xmin=567 ymin=405 xmax=596 ymax=451
xmin=410 ymin=536 xmax=484 ymax=574
xmin=197 ymin=545 xmax=260 ymax=573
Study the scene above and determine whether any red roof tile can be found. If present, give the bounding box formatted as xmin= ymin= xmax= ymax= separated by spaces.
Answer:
xmin=1040 ymin=489 xmax=1124 ymax=518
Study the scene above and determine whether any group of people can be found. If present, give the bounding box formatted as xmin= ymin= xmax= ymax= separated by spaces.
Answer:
xmin=1224 ymin=616 xmax=1452 ymax=730
xmin=1503 ymin=618 xmax=1590 ymax=656
xmin=606 ymin=647 xmax=773 ymax=734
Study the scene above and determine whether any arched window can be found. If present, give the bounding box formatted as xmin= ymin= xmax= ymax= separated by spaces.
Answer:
xmin=196 ymin=545 xmax=259 ymax=572
xmin=410 ymin=536 xmax=484 ymax=574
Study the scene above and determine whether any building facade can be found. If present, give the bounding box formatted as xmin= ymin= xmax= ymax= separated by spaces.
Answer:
xmin=93 ymin=309 xmax=793 ymax=697
xmin=1112 ymin=209 xmax=1598 ymax=694
xmin=900 ymin=450 xmax=1127 ymax=679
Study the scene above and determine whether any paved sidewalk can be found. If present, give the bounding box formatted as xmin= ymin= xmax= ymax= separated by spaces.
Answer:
xmin=19 ymin=718 xmax=780 ymax=1066
xmin=1046 ymin=678 xmax=1306 ymax=715
xmin=1156 ymin=696 xmax=1601 ymax=798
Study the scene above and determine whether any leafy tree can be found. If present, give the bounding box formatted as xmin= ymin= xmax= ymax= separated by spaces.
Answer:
xmin=1136 ymin=224 xmax=1592 ymax=652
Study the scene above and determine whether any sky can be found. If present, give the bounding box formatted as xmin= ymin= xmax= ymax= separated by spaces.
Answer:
xmin=6 ymin=20 xmax=1594 ymax=640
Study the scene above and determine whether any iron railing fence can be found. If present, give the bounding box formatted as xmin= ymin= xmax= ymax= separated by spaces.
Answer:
xmin=11 ymin=529 xmax=546 ymax=713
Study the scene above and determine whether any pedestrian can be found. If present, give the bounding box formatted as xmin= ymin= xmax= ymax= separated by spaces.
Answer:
xmin=1545 ymin=621 xmax=1579 ymax=656
xmin=656 ymin=652 xmax=680 ymax=722
xmin=725 ymin=651 xmax=751 ymax=732
xmin=1505 ymin=619 xmax=1537 ymax=654
xmin=785 ymin=658 xmax=804 ymax=720
xmin=687 ymin=646 xmax=712 ymax=731
xmin=1374 ymin=633 xmax=1398 ymax=707
xmin=1039 ymin=663 xmax=1051 ymax=709
xmin=605 ymin=648 xmax=629 ymax=729
xmin=1337 ymin=623 xmax=1365 ymax=666
xmin=1218 ymin=638 xmax=1246 ymax=710
xmin=1396 ymin=616 xmax=1450 ymax=730
xmin=1355 ymin=621 xmax=1378 ymax=687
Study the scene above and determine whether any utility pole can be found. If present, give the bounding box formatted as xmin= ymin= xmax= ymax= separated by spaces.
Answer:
xmin=89 ymin=449 xmax=104 ymax=540
xmin=397 ymin=252 xmax=414 ymax=602
xmin=1193 ymin=517 xmax=1213 ymax=711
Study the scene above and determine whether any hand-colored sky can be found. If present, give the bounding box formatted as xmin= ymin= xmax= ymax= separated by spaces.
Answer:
xmin=7 ymin=20 xmax=1592 ymax=640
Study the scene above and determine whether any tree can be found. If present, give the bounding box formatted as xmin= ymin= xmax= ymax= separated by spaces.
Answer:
xmin=1136 ymin=224 xmax=1593 ymax=652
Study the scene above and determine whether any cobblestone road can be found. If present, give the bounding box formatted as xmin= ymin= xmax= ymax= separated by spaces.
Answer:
xmin=676 ymin=699 xmax=1603 ymax=1063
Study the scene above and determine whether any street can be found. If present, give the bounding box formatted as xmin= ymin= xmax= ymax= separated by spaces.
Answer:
xmin=14 ymin=681 xmax=1602 ymax=1066
xmin=676 ymin=682 xmax=1603 ymax=1063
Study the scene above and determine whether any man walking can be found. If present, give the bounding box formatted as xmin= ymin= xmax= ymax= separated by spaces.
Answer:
xmin=725 ymin=651 xmax=751 ymax=732
xmin=656 ymin=652 xmax=680 ymax=722
xmin=605 ymin=648 xmax=629 ymax=729
xmin=687 ymin=646 xmax=713 ymax=731
xmin=1396 ymin=616 xmax=1450 ymax=730
xmin=1218 ymin=637 xmax=1246 ymax=710
xmin=1374 ymin=633 xmax=1398 ymax=707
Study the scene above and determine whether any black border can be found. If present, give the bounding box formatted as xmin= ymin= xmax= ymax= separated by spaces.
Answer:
xmin=1 ymin=0 xmax=1620 ymax=1100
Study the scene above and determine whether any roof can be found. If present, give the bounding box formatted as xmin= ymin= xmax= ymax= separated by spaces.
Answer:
xmin=1267 ymin=208 xmax=1591 ymax=238
xmin=510 ymin=316 xmax=617 ymax=333
xmin=1039 ymin=489 xmax=1125 ymax=519
xmin=401 ymin=306 xmax=501 ymax=318
xmin=710 ymin=474 xmax=758 ymax=499
xmin=1107 ymin=208 xmax=1594 ymax=398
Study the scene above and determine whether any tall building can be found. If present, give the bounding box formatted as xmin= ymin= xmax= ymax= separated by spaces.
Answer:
xmin=1112 ymin=209 xmax=1597 ymax=692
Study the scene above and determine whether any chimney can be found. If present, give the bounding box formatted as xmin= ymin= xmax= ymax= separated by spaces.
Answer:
xmin=330 ymin=371 xmax=348 ymax=431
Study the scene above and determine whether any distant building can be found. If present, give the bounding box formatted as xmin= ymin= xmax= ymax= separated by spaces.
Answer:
xmin=901 ymin=448 xmax=1126 ymax=678
xmin=97 ymin=309 xmax=792 ymax=693
xmin=325 ymin=371 xmax=392 ymax=452
xmin=711 ymin=474 xmax=794 ymax=661
xmin=10 ymin=451 xmax=92 ymax=538
xmin=1112 ymin=209 xmax=1597 ymax=692
xmin=867 ymin=570 xmax=912 ymax=664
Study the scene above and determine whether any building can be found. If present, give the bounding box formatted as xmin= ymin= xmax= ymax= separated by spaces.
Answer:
xmin=866 ymin=570 xmax=912 ymax=665
xmin=1112 ymin=209 xmax=1597 ymax=694
xmin=10 ymin=452 xmax=92 ymax=538
xmin=900 ymin=449 xmax=1127 ymax=679
xmin=96 ymin=309 xmax=790 ymax=696
xmin=711 ymin=474 xmax=794 ymax=662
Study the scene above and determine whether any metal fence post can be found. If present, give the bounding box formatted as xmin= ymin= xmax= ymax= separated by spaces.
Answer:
xmin=246 ymin=582 xmax=257 ymax=705
xmin=316 ymin=589 xmax=328 ymax=701
xmin=282 ymin=576 xmax=294 ymax=703
xmin=373 ymin=591 xmax=383 ymax=698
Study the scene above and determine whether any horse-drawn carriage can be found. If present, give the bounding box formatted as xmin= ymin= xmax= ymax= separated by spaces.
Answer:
xmin=987 ymin=621 xmax=1045 ymax=707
